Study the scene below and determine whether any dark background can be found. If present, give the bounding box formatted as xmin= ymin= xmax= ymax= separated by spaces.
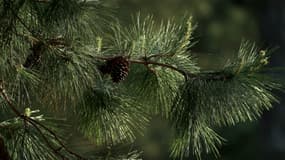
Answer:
xmin=89 ymin=0 xmax=285 ymax=159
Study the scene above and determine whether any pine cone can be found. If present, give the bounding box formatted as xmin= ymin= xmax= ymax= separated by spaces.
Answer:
xmin=99 ymin=56 xmax=130 ymax=83
xmin=23 ymin=41 xmax=45 ymax=68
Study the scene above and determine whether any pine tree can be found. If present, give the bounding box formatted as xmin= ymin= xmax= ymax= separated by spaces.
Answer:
xmin=0 ymin=0 xmax=281 ymax=160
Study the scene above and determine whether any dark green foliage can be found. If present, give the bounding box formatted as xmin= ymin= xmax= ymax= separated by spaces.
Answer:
xmin=0 ymin=0 xmax=25 ymax=46
xmin=77 ymin=79 xmax=149 ymax=146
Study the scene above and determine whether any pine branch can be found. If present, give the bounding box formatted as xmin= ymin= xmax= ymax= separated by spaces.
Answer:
xmin=15 ymin=32 xmax=67 ymax=48
xmin=95 ymin=55 xmax=238 ymax=81
xmin=12 ymin=10 xmax=32 ymax=34
xmin=95 ymin=56 xmax=191 ymax=79
xmin=0 ymin=81 xmax=86 ymax=160
xmin=168 ymin=42 xmax=281 ymax=158
xmin=0 ymin=1 xmax=281 ymax=159
xmin=130 ymin=59 xmax=189 ymax=78
xmin=15 ymin=31 xmax=70 ymax=69
xmin=26 ymin=119 xmax=67 ymax=159
xmin=0 ymin=81 xmax=22 ymax=117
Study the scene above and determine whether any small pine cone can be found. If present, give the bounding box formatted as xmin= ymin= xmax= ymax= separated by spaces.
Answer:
xmin=108 ymin=56 xmax=130 ymax=83
xmin=23 ymin=41 xmax=45 ymax=68
xmin=98 ymin=56 xmax=130 ymax=82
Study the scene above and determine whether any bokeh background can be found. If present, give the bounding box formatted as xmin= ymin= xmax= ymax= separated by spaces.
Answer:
xmin=76 ymin=0 xmax=285 ymax=159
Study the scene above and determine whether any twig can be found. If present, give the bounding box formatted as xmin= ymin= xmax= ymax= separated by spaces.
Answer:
xmin=130 ymin=59 xmax=189 ymax=78
xmin=14 ymin=32 xmax=40 ymax=43
xmin=95 ymin=56 xmax=237 ymax=81
xmin=15 ymin=32 xmax=67 ymax=48
xmin=27 ymin=118 xmax=86 ymax=160
xmin=0 ymin=82 xmax=21 ymax=117
xmin=11 ymin=9 xmax=33 ymax=35
xmin=14 ymin=32 xmax=69 ymax=68
xmin=26 ymin=119 xmax=67 ymax=160
xmin=95 ymin=56 xmax=192 ymax=78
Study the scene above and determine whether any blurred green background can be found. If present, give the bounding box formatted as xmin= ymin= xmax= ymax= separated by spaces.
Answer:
xmin=77 ymin=0 xmax=285 ymax=159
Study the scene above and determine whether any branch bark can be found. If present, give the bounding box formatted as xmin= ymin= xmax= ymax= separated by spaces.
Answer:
xmin=95 ymin=56 xmax=191 ymax=78
xmin=95 ymin=55 xmax=234 ymax=81
xmin=129 ymin=59 xmax=189 ymax=78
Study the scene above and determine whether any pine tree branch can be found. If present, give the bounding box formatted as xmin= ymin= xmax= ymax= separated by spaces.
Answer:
xmin=27 ymin=118 xmax=86 ymax=160
xmin=7 ymin=3 xmax=32 ymax=35
xmin=15 ymin=32 xmax=68 ymax=48
xmin=25 ymin=120 xmax=67 ymax=159
xmin=14 ymin=13 xmax=31 ymax=34
xmin=15 ymin=31 xmax=69 ymax=68
xmin=95 ymin=56 xmax=191 ymax=78
xmin=130 ymin=59 xmax=189 ymax=77
xmin=0 ymin=81 xmax=22 ymax=117
xmin=0 ymin=81 xmax=87 ymax=160
xmin=95 ymin=56 xmax=235 ymax=81
xmin=14 ymin=32 xmax=40 ymax=44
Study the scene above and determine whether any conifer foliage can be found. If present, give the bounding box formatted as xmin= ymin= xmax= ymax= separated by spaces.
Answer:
xmin=0 ymin=0 xmax=282 ymax=160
